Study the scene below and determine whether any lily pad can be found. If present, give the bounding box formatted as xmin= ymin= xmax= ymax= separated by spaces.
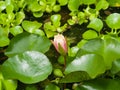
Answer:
xmin=76 ymin=79 xmax=120 ymax=90
xmin=22 ymin=20 xmax=42 ymax=34
xmin=68 ymin=0 xmax=81 ymax=11
xmin=65 ymin=54 xmax=106 ymax=78
xmin=106 ymin=13 xmax=120 ymax=29
xmin=60 ymin=71 xmax=90 ymax=83
xmin=111 ymin=59 xmax=120 ymax=74
xmin=58 ymin=0 xmax=68 ymax=6
xmin=87 ymin=18 xmax=103 ymax=32
xmin=2 ymin=51 xmax=52 ymax=84
xmin=5 ymin=32 xmax=51 ymax=57
xmin=82 ymin=30 xmax=98 ymax=39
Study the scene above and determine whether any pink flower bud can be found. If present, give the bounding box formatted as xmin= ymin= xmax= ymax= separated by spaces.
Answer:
xmin=51 ymin=34 xmax=68 ymax=55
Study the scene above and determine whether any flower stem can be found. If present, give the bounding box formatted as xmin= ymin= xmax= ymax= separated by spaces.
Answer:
xmin=64 ymin=55 xmax=67 ymax=70
xmin=63 ymin=55 xmax=67 ymax=89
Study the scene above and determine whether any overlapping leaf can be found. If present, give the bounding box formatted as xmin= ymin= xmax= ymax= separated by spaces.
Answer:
xmin=2 ymin=51 xmax=52 ymax=84
xmin=75 ymin=79 xmax=120 ymax=90
xmin=65 ymin=36 xmax=120 ymax=80
xmin=5 ymin=32 xmax=51 ymax=57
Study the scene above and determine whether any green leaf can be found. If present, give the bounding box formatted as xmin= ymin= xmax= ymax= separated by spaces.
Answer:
xmin=81 ymin=36 xmax=120 ymax=69
xmin=6 ymin=4 xmax=14 ymax=14
xmin=87 ymin=18 xmax=103 ymax=32
xmin=44 ymin=29 xmax=57 ymax=38
xmin=82 ymin=38 xmax=104 ymax=55
xmin=68 ymin=46 xmax=79 ymax=57
xmin=81 ymin=0 xmax=96 ymax=5
xmin=2 ymin=80 xmax=17 ymax=90
xmin=75 ymin=79 xmax=120 ymax=90
xmin=17 ymin=0 xmax=25 ymax=8
xmin=14 ymin=11 xmax=25 ymax=25
xmin=68 ymin=0 xmax=81 ymax=11
xmin=47 ymin=0 xmax=56 ymax=6
xmin=96 ymin=0 xmax=109 ymax=10
xmin=2 ymin=51 xmax=52 ymax=84
xmin=57 ymin=0 xmax=68 ymax=6
xmin=44 ymin=22 xmax=56 ymax=31
xmin=10 ymin=26 xmax=23 ymax=36
xmin=53 ymin=5 xmax=61 ymax=12
xmin=111 ymin=59 xmax=120 ymax=74
xmin=77 ymin=39 xmax=87 ymax=48
xmin=53 ymin=69 xmax=64 ymax=77
xmin=60 ymin=71 xmax=90 ymax=83
xmin=107 ymin=0 xmax=120 ymax=7
xmin=106 ymin=13 xmax=120 ymax=29
xmin=7 ymin=12 xmax=15 ymax=22
xmin=28 ymin=0 xmax=41 ymax=12
xmin=58 ymin=55 xmax=65 ymax=64
xmin=45 ymin=83 xmax=60 ymax=90
xmin=25 ymin=85 xmax=38 ymax=90
xmin=0 ymin=1 xmax=6 ymax=12
xmin=51 ymin=14 xmax=61 ymax=27
xmin=5 ymin=32 xmax=51 ymax=57
xmin=67 ymin=19 xmax=76 ymax=25
xmin=32 ymin=29 xmax=45 ymax=36
xmin=65 ymin=54 xmax=106 ymax=78
xmin=103 ymin=36 xmax=120 ymax=69
xmin=39 ymin=0 xmax=46 ymax=8
xmin=0 ymin=36 xmax=10 ymax=47
xmin=0 ymin=80 xmax=2 ymax=90
xmin=0 ymin=71 xmax=17 ymax=90
xmin=82 ymin=30 xmax=98 ymax=39
xmin=46 ymin=5 xmax=52 ymax=13
xmin=22 ymin=20 xmax=42 ymax=34
xmin=33 ymin=11 xmax=43 ymax=18
xmin=0 ymin=13 xmax=7 ymax=25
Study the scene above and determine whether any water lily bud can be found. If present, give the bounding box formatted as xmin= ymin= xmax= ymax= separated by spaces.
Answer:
xmin=51 ymin=34 xmax=68 ymax=55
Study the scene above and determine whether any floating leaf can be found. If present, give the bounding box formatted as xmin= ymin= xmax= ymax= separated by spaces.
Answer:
xmin=76 ymin=79 xmax=120 ymax=90
xmin=96 ymin=0 xmax=109 ymax=10
xmin=0 ymin=36 xmax=10 ymax=47
xmin=2 ymin=80 xmax=17 ymax=90
xmin=68 ymin=46 xmax=79 ymax=57
xmin=0 ymin=1 xmax=6 ymax=12
xmin=5 ymin=32 xmax=51 ymax=57
xmin=77 ymin=39 xmax=87 ymax=48
xmin=28 ymin=0 xmax=41 ymax=12
xmin=0 ymin=71 xmax=17 ymax=90
xmin=2 ymin=51 xmax=52 ymax=84
xmin=47 ymin=0 xmax=56 ymax=6
xmin=60 ymin=71 xmax=90 ymax=83
xmin=33 ymin=11 xmax=43 ymax=18
xmin=106 ymin=13 xmax=120 ymax=29
xmin=82 ymin=38 xmax=104 ymax=55
xmin=25 ymin=85 xmax=38 ymax=90
xmin=10 ymin=26 xmax=23 ymax=36
xmin=22 ymin=20 xmax=42 ymax=34
xmin=103 ymin=36 xmax=120 ymax=69
xmin=51 ymin=14 xmax=61 ymax=27
xmin=82 ymin=30 xmax=98 ymax=39
xmin=65 ymin=54 xmax=106 ymax=78
xmin=45 ymin=83 xmax=60 ymax=90
xmin=68 ymin=0 xmax=81 ymax=11
xmin=107 ymin=0 xmax=120 ymax=7
xmin=81 ymin=0 xmax=96 ymax=5
xmin=87 ymin=18 xmax=103 ymax=32
xmin=6 ymin=4 xmax=14 ymax=14
xmin=82 ymin=36 xmax=120 ymax=69
xmin=111 ymin=59 xmax=120 ymax=74
xmin=14 ymin=11 xmax=25 ymax=25
xmin=58 ymin=0 xmax=68 ymax=6
xmin=53 ymin=5 xmax=61 ymax=12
